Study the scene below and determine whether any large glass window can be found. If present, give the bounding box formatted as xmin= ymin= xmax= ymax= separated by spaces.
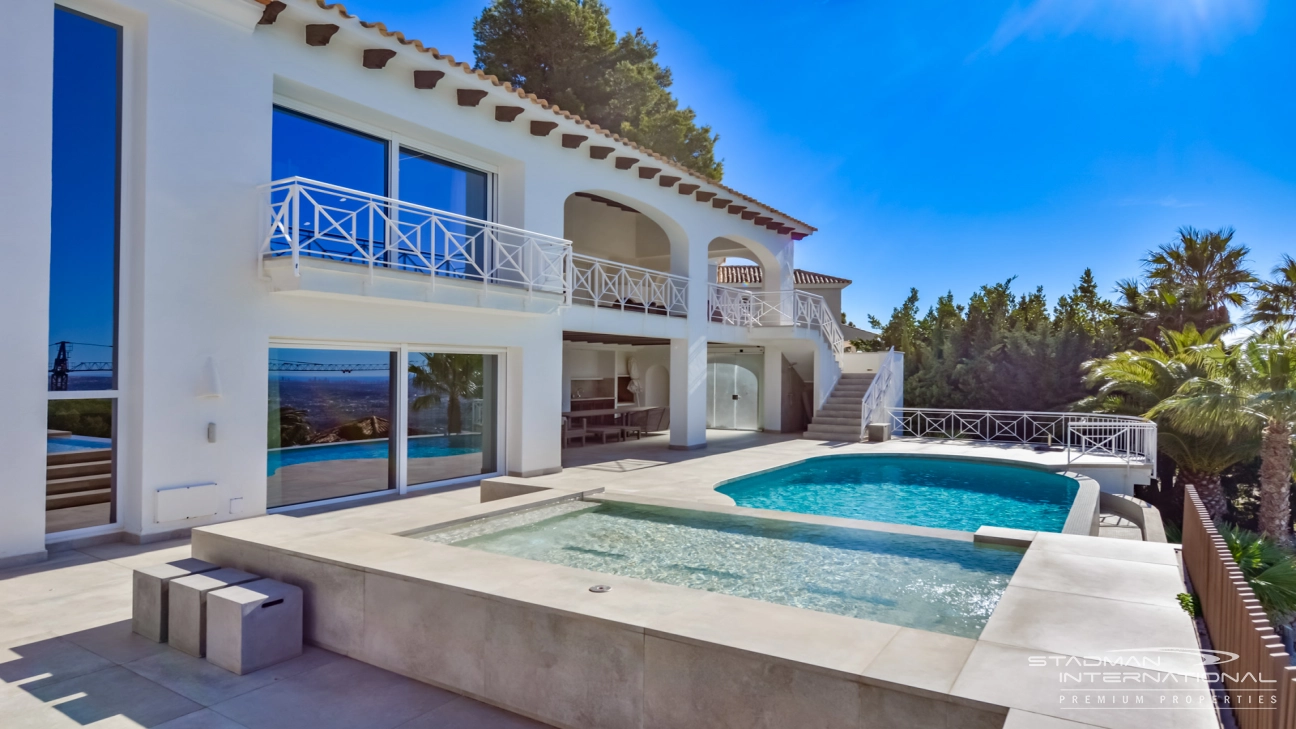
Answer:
xmin=407 ymin=353 xmax=499 ymax=485
xmin=48 ymin=8 xmax=121 ymax=533
xmin=399 ymin=148 xmax=490 ymax=279
xmin=50 ymin=8 xmax=120 ymax=392
xmin=270 ymin=107 xmax=389 ymax=265
xmin=267 ymin=348 xmax=396 ymax=508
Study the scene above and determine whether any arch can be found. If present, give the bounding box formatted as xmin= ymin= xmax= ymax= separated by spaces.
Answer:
xmin=645 ymin=364 xmax=669 ymax=407
xmin=562 ymin=189 xmax=689 ymax=276
xmin=708 ymin=233 xmax=789 ymax=292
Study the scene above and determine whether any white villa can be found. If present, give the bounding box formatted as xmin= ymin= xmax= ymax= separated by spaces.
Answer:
xmin=1 ymin=0 xmax=896 ymax=565
xmin=3 ymin=4 xmax=1266 ymax=729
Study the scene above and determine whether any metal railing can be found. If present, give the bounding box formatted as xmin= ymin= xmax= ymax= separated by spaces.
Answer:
xmin=1182 ymin=486 xmax=1296 ymax=729
xmin=570 ymin=254 xmax=689 ymax=316
xmin=261 ymin=178 xmax=572 ymax=300
xmin=706 ymin=285 xmax=845 ymax=358
xmin=858 ymin=348 xmax=902 ymax=439
xmin=889 ymin=408 xmax=1157 ymax=472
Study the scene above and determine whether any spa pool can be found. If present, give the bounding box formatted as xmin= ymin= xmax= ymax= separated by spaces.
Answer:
xmin=717 ymin=455 xmax=1080 ymax=533
xmin=419 ymin=500 xmax=1023 ymax=638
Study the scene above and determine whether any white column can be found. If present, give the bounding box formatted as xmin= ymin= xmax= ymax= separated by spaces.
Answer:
xmin=669 ymin=334 xmax=707 ymax=449
xmin=505 ymin=321 xmax=564 ymax=477
xmin=0 ymin=1 xmax=53 ymax=566
xmin=762 ymin=346 xmax=784 ymax=432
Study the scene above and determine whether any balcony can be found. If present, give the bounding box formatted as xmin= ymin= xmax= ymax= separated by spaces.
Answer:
xmin=707 ymin=285 xmax=845 ymax=357
xmin=570 ymin=255 xmax=689 ymax=316
xmin=260 ymin=178 xmax=571 ymax=307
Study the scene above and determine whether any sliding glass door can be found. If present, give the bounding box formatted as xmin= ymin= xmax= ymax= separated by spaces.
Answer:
xmin=267 ymin=348 xmax=396 ymax=509
xmin=407 ymin=353 xmax=498 ymax=486
xmin=267 ymin=347 xmax=501 ymax=508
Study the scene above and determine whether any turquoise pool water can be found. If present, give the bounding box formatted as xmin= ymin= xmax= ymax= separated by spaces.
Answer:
xmin=422 ymin=501 xmax=1024 ymax=638
xmin=717 ymin=455 xmax=1079 ymax=533
xmin=47 ymin=435 xmax=112 ymax=453
xmin=266 ymin=433 xmax=480 ymax=476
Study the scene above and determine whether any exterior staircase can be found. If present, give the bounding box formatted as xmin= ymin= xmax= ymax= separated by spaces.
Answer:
xmin=804 ymin=372 xmax=875 ymax=441
xmin=47 ymin=448 xmax=113 ymax=511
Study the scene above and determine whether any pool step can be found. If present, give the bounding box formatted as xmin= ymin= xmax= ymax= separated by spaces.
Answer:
xmin=47 ymin=448 xmax=113 ymax=467
xmin=47 ymin=459 xmax=113 ymax=480
xmin=47 ymin=473 xmax=112 ymax=495
xmin=46 ymin=488 xmax=111 ymax=510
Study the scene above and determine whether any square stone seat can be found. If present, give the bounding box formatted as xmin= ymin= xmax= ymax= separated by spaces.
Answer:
xmin=168 ymin=568 xmax=261 ymax=657
xmin=132 ymin=558 xmax=219 ymax=642
xmin=206 ymin=578 xmax=304 ymax=675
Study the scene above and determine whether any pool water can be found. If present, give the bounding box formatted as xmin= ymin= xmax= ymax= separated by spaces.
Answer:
xmin=717 ymin=455 xmax=1079 ymax=533
xmin=47 ymin=435 xmax=112 ymax=453
xmin=422 ymin=501 xmax=1024 ymax=638
xmin=266 ymin=433 xmax=480 ymax=476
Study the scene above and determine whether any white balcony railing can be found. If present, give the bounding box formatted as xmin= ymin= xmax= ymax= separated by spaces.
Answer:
xmin=707 ymin=285 xmax=845 ymax=358
xmin=261 ymin=178 xmax=572 ymax=300
xmin=889 ymin=408 xmax=1158 ymax=473
xmin=570 ymin=254 xmax=689 ymax=316
xmin=858 ymin=347 xmax=903 ymax=439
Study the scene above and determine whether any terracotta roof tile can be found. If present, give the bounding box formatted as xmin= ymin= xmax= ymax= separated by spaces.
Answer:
xmin=260 ymin=0 xmax=815 ymax=234
xmin=716 ymin=265 xmax=851 ymax=286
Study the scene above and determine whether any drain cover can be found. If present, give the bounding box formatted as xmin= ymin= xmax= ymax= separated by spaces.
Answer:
xmin=589 ymin=584 xmax=612 ymax=593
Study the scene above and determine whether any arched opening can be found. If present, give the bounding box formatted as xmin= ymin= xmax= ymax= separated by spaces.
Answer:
xmin=564 ymin=192 xmax=689 ymax=315
xmin=707 ymin=236 xmax=784 ymax=291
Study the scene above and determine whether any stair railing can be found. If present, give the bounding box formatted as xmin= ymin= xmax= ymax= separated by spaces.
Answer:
xmin=858 ymin=347 xmax=900 ymax=441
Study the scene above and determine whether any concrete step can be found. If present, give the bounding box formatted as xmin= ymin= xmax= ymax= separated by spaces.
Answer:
xmin=47 ymin=448 xmax=113 ymax=467
xmin=46 ymin=488 xmax=111 ymax=510
xmin=47 ymin=460 xmax=112 ymax=480
xmin=804 ymin=425 xmax=863 ymax=441
xmin=838 ymin=373 xmax=876 ymax=380
xmin=816 ymin=408 xmax=860 ymax=418
xmin=46 ymin=474 xmax=112 ymax=495
xmin=811 ymin=416 xmax=861 ymax=427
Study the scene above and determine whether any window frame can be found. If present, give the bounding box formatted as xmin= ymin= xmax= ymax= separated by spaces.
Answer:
xmin=46 ymin=3 xmax=132 ymax=541
xmin=271 ymin=96 xmax=498 ymax=223
xmin=266 ymin=339 xmax=507 ymax=513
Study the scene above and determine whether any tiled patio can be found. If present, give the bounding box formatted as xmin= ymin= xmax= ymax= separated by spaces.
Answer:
xmin=0 ymin=538 xmax=550 ymax=729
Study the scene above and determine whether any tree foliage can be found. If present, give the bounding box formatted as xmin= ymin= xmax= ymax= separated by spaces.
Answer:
xmin=473 ymin=0 xmax=722 ymax=180
xmin=865 ymin=270 xmax=1120 ymax=411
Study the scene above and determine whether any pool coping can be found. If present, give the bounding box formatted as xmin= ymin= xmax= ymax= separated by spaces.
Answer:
xmin=706 ymin=451 xmax=1101 ymax=538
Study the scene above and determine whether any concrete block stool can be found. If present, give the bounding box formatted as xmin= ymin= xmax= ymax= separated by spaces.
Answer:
xmin=866 ymin=422 xmax=891 ymax=442
xmin=206 ymin=578 xmax=303 ymax=675
xmin=168 ymin=568 xmax=261 ymax=658
xmin=132 ymin=558 xmax=219 ymax=642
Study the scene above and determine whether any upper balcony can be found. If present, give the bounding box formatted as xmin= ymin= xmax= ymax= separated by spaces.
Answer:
xmin=260 ymin=177 xmax=572 ymax=312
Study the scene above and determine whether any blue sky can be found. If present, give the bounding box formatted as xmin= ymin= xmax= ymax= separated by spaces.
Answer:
xmin=332 ymin=0 xmax=1296 ymax=327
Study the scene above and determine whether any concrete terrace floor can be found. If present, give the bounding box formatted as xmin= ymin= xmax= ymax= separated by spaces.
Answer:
xmin=0 ymin=535 xmax=551 ymax=729
xmin=1 ymin=431 xmax=1169 ymax=728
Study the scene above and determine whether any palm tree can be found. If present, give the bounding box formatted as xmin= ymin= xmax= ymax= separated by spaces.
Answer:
xmin=1246 ymin=255 xmax=1296 ymax=334
xmin=408 ymin=353 xmax=482 ymax=434
xmin=1154 ymin=333 xmax=1296 ymax=543
xmin=1082 ymin=325 xmax=1252 ymax=519
xmin=1142 ymin=226 xmax=1254 ymax=330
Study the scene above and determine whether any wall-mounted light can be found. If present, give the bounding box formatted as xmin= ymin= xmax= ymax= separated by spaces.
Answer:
xmin=198 ymin=356 xmax=222 ymax=399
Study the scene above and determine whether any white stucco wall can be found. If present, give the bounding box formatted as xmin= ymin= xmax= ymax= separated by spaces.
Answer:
xmin=5 ymin=0 xmax=825 ymax=544
xmin=0 ymin=0 xmax=55 ymax=565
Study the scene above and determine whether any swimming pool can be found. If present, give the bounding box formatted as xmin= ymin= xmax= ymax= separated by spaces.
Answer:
xmin=717 ymin=455 xmax=1079 ymax=533
xmin=47 ymin=435 xmax=112 ymax=453
xmin=266 ymin=433 xmax=481 ymax=476
xmin=421 ymin=500 xmax=1024 ymax=638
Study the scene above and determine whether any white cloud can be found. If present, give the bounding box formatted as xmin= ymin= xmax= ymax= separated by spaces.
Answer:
xmin=976 ymin=0 xmax=1266 ymax=68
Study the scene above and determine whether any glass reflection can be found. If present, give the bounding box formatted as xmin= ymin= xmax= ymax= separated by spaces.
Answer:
xmin=49 ymin=9 xmax=121 ymax=391
xmin=398 ymin=148 xmax=489 ymax=279
xmin=407 ymin=353 xmax=498 ymax=485
xmin=47 ymin=398 xmax=115 ymax=533
xmin=267 ymin=348 xmax=395 ymax=508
